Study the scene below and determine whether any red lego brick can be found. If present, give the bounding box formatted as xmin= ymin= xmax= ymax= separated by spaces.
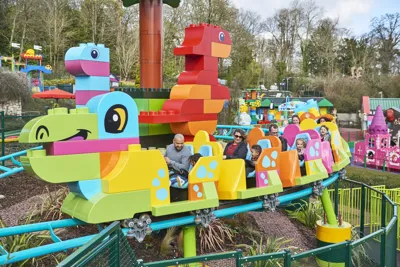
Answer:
xmin=162 ymin=99 xmax=204 ymax=114
xmin=138 ymin=111 xmax=217 ymax=124
xmin=177 ymin=70 xmax=219 ymax=85
xmin=185 ymin=55 xmax=218 ymax=72
xmin=211 ymin=27 xmax=232 ymax=45
xmin=210 ymin=84 xmax=230 ymax=99
xmin=174 ymin=23 xmax=212 ymax=57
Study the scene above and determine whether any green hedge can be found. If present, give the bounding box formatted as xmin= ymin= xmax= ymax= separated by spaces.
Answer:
xmin=44 ymin=78 xmax=75 ymax=86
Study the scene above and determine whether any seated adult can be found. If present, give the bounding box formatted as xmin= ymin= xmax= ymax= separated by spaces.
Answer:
xmin=291 ymin=115 xmax=300 ymax=125
xmin=222 ymin=129 xmax=248 ymax=160
xmin=164 ymin=134 xmax=191 ymax=178
xmin=269 ymin=124 xmax=288 ymax=151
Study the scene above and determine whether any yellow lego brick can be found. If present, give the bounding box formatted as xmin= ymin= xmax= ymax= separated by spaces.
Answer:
xmin=102 ymin=149 xmax=170 ymax=207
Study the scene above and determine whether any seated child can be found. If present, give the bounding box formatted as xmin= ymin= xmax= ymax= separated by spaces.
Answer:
xmin=296 ymin=138 xmax=307 ymax=175
xmin=320 ymin=125 xmax=331 ymax=142
xmin=296 ymin=138 xmax=307 ymax=161
xmin=246 ymin=144 xmax=262 ymax=177
xmin=170 ymin=153 xmax=202 ymax=188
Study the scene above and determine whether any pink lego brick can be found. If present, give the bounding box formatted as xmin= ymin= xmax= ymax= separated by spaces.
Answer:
xmin=256 ymin=171 xmax=269 ymax=188
xmin=304 ymin=140 xmax=322 ymax=161
xmin=65 ymin=60 xmax=110 ymax=76
xmin=320 ymin=141 xmax=334 ymax=174
xmin=46 ymin=137 xmax=140 ymax=156
xmin=75 ymin=90 xmax=108 ymax=105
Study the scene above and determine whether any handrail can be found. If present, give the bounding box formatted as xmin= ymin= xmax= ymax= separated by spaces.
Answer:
xmin=0 ymin=146 xmax=42 ymax=161
xmin=0 ymin=146 xmax=43 ymax=179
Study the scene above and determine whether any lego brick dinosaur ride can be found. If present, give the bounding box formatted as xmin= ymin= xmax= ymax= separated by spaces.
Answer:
xmin=139 ymin=23 xmax=232 ymax=137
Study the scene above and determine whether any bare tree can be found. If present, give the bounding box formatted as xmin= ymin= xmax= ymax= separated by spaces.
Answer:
xmin=370 ymin=13 xmax=400 ymax=74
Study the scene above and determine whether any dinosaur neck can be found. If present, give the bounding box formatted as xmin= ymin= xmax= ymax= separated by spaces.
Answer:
xmin=75 ymin=76 xmax=110 ymax=107
xmin=181 ymin=54 xmax=219 ymax=85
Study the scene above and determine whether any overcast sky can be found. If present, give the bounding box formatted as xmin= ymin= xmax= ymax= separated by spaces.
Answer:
xmin=230 ymin=0 xmax=400 ymax=36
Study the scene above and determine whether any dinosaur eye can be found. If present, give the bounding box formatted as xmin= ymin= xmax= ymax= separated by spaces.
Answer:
xmin=91 ymin=49 xmax=99 ymax=59
xmin=36 ymin=125 xmax=49 ymax=141
xmin=105 ymin=105 xmax=128 ymax=133
xmin=219 ymin=32 xmax=225 ymax=42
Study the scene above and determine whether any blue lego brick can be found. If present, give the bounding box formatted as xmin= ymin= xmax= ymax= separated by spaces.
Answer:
xmin=65 ymin=43 xmax=109 ymax=62
xmin=75 ymin=76 xmax=110 ymax=91
xmin=86 ymin=91 xmax=139 ymax=139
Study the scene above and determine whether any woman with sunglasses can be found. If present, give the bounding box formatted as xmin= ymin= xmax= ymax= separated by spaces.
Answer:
xmin=222 ymin=129 xmax=248 ymax=160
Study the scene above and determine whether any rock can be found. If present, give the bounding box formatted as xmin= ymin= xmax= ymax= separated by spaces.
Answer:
xmin=0 ymin=195 xmax=4 ymax=199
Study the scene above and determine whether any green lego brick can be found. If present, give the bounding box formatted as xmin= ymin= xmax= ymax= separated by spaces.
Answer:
xmin=149 ymin=124 xmax=172 ymax=135
xmin=139 ymin=123 xmax=149 ymax=136
xmin=149 ymin=99 xmax=167 ymax=111
xmin=134 ymin=99 xmax=149 ymax=112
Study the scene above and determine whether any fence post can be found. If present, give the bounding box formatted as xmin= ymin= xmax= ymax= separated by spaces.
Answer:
xmin=381 ymin=195 xmax=386 ymax=228
xmin=1 ymin=111 xmax=4 ymax=166
xmin=235 ymin=249 xmax=242 ymax=267
xmin=115 ymin=228 xmax=120 ymax=267
xmin=380 ymin=195 xmax=386 ymax=267
xmin=345 ymin=240 xmax=352 ymax=267
xmin=334 ymin=179 xmax=339 ymax=217
xmin=380 ymin=228 xmax=386 ymax=267
xmin=360 ymin=184 xmax=366 ymax=237
xmin=283 ymin=249 xmax=291 ymax=267
xmin=363 ymin=154 xmax=366 ymax=168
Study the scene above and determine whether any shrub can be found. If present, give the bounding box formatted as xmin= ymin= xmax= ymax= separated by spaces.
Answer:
xmin=0 ymin=68 xmax=30 ymax=103
xmin=343 ymin=166 xmax=400 ymax=189
xmin=36 ymin=187 xmax=69 ymax=221
xmin=286 ymin=199 xmax=324 ymax=229
xmin=238 ymin=236 xmax=295 ymax=267
xmin=0 ymin=210 xmax=53 ymax=266
xmin=43 ymin=78 xmax=75 ymax=86
xmin=198 ymin=220 xmax=235 ymax=253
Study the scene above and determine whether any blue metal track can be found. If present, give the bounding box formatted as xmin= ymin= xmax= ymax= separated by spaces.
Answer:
xmin=0 ymin=173 xmax=339 ymax=265
xmin=0 ymin=146 xmax=42 ymax=179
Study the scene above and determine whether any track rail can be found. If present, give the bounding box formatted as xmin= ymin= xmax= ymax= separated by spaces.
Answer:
xmin=0 ymin=173 xmax=340 ymax=265
xmin=0 ymin=146 xmax=42 ymax=179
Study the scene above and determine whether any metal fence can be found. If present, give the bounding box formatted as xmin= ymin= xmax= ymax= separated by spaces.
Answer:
xmin=59 ymin=179 xmax=398 ymax=267
xmin=58 ymin=221 xmax=140 ymax=267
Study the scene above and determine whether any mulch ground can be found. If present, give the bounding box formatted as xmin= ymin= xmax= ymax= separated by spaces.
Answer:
xmin=0 ymin=172 xmax=318 ymax=266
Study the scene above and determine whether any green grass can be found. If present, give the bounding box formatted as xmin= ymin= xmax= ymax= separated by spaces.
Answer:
xmin=342 ymin=166 xmax=400 ymax=189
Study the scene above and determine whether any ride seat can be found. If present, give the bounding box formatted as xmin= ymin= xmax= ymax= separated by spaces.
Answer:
xmin=257 ymin=139 xmax=271 ymax=150
xmin=199 ymin=145 xmax=212 ymax=156
xmin=185 ymin=144 xmax=194 ymax=155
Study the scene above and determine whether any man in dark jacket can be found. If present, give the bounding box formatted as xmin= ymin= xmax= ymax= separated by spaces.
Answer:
xmin=268 ymin=124 xmax=288 ymax=151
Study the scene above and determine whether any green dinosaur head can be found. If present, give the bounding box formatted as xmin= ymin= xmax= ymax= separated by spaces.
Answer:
xmin=19 ymin=107 xmax=98 ymax=143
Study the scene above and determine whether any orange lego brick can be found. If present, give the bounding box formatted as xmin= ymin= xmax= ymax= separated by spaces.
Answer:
xmin=100 ymin=151 xmax=121 ymax=178
xmin=170 ymin=84 xmax=211 ymax=100
xmin=256 ymin=148 xmax=281 ymax=172
xmin=204 ymin=100 xmax=225 ymax=113
xmin=170 ymin=120 xmax=217 ymax=135
xmin=189 ymin=183 xmax=204 ymax=201
xmin=279 ymin=151 xmax=301 ymax=187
